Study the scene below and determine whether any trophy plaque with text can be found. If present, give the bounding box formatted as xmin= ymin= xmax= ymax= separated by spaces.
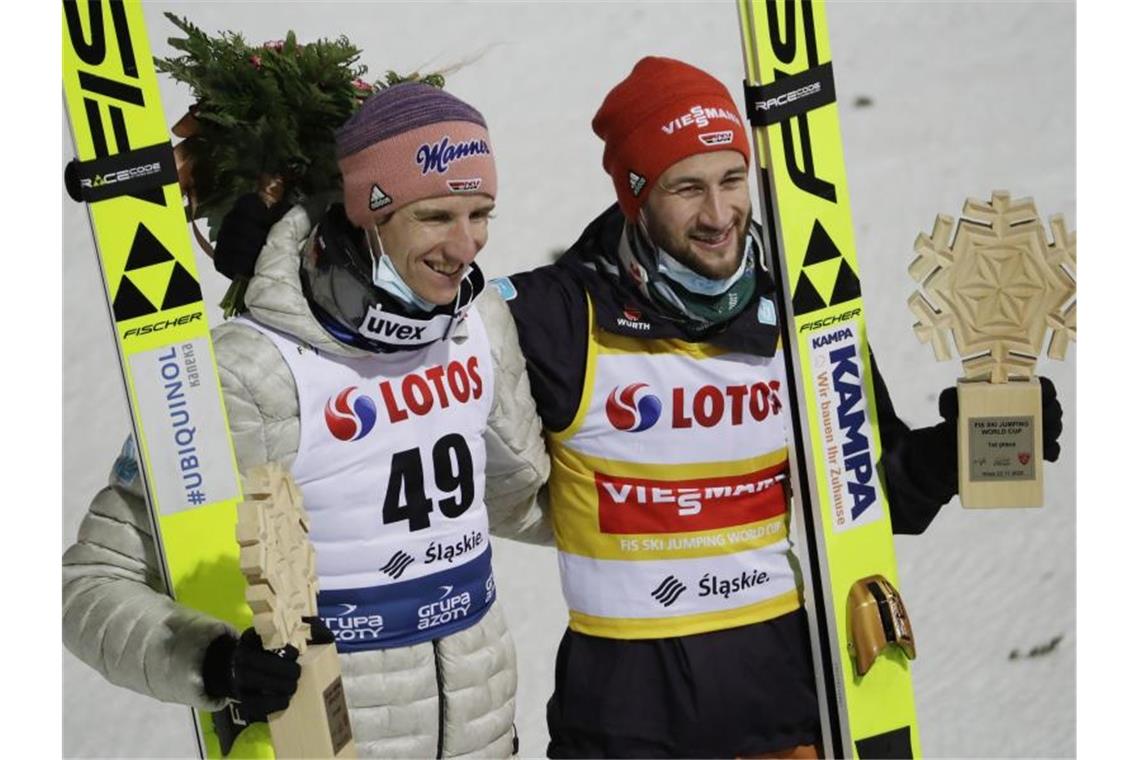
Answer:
xmin=237 ymin=464 xmax=356 ymax=758
xmin=908 ymin=191 xmax=1075 ymax=508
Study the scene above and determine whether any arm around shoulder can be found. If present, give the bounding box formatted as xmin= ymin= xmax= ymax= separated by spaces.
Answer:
xmin=476 ymin=288 xmax=553 ymax=545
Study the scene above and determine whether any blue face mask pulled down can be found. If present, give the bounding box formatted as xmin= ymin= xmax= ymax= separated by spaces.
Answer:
xmin=655 ymin=235 xmax=753 ymax=295
xmin=370 ymin=234 xmax=438 ymax=313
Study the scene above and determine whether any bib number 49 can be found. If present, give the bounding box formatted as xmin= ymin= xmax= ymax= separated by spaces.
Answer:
xmin=382 ymin=434 xmax=474 ymax=531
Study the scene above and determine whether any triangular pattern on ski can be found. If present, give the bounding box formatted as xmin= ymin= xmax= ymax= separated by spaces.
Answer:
xmin=737 ymin=0 xmax=920 ymax=756
xmin=63 ymin=2 xmax=253 ymax=756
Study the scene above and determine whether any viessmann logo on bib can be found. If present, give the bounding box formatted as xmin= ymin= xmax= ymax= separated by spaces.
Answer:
xmin=604 ymin=380 xmax=783 ymax=432
xmin=596 ymin=467 xmax=787 ymax=534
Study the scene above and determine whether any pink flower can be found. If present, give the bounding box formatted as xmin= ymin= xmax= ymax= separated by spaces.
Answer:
xmin=352 ymin=78 xmax=374 ymax=96
xmin=249 ymin=54 xmax=262 ymax=69
xmin=262 ymin=39 xmax=304 ymax=53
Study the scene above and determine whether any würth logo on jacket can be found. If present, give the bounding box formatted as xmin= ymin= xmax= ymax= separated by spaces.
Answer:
xmin=617 ymin=305 xmax=650 ymax=331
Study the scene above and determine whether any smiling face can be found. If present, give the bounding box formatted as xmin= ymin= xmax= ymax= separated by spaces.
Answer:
xmin=374 ymin=194 xmax=495 ymax=306
xmin=641 ymin=150 xmax=752 ymax=280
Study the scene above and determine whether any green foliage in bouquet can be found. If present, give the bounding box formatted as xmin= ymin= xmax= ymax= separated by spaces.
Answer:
xmin=154 ymin=13 xmax=445 ymax=314
xmin=155 ymin=13 xmax=371 ymax=234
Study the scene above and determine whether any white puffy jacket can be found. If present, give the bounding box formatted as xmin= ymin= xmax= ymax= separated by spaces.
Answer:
xmin=62 ymin=207 xmax=552 ymax=758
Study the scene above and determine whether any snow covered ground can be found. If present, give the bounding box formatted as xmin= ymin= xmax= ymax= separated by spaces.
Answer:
xmin=62 ymin=2 xmax=1076 ymax=757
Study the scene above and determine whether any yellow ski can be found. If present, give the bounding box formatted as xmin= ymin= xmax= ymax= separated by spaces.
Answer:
xmin=737 ymin=1 xmax=921 ymax=756
xmin=62 ymin=1 xmax=271 ymax=756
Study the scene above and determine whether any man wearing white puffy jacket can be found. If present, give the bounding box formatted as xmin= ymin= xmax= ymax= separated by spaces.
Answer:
xmin=63 ymin=83 xmax=550 ymax=758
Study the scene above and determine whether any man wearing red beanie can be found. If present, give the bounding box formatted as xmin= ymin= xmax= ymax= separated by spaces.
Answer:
xmin=592 ymin=56 xmax=753 ymax=222
xmin=496 ymin=56 xmax=1055 ymax=758
xmin=502 ymin=55 xmax=839 ymax=759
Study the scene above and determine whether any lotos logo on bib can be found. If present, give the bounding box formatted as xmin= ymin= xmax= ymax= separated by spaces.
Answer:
xmin=606 ymin=383 xmax=662 ymax=432
xmin=605 ymin=381 xmax=783 ymax=433
xmin=325 ymin=386 xmax=378 ymax=441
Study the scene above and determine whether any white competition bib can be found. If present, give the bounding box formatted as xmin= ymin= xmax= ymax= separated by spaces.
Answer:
xmin=239 ymin=314 xmax=496 ymax=650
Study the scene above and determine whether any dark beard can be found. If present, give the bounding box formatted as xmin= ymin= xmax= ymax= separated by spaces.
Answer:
xmin=644 ymin=208 xmax=752 ymax=280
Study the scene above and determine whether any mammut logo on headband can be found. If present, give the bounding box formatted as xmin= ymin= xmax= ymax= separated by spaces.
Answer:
xmin=661 ymin=105 xmax=741 ymax=135
xmin=416 ymin=137 xmax=491 ymax=176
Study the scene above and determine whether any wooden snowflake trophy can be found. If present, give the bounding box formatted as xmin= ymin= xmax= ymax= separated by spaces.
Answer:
xmin=908 ymin=191 xmax=1076 ymax=508
xmin=237 ymin=464 xmax=356 ymax=757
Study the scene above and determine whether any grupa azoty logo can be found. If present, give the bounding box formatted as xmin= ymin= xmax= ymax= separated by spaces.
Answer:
xmin=605 ymin=382 xmax=662 ymax=432
xmin=324 ymin=386 xmax=378 ymax=441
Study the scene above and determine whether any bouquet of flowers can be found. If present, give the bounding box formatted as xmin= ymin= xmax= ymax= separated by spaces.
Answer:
xmin=155 ymin=13 xmax=444 ymax=313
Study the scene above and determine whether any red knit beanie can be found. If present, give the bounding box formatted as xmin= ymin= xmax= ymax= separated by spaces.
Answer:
xmin=592 ymin=57 xmax=751 ymax=219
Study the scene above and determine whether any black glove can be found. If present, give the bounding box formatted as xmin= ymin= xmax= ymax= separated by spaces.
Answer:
xmin=937 ymin=375 xmax=1063 ymax=462
xmin=303 ymin=615 xmax=336 ymax=645
xmin=202 ymin=627 xmax=301 ymax=721
xmin=213 ymin=193 xmax=289 ymax=281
